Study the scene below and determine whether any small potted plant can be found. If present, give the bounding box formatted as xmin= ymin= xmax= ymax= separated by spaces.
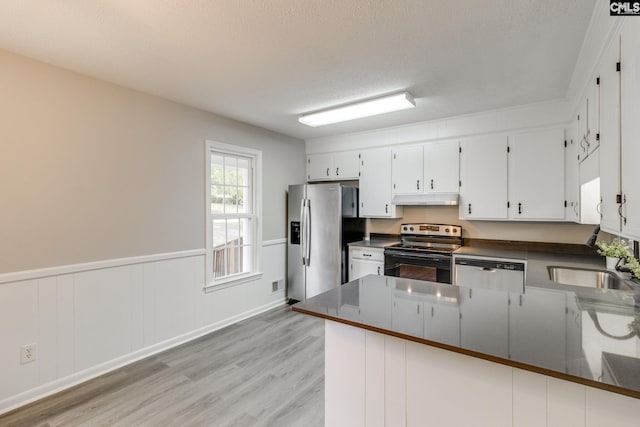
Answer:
xmin=596 ymin=239 xmax=632 ymax=269
xmin=624 ymin=255 xmax=640 ymax=281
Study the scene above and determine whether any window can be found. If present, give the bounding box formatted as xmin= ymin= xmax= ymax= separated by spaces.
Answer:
xmin=205 ymin=141 xmax=261 ymax=288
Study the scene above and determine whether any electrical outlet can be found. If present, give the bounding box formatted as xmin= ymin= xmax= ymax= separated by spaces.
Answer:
xmin=20 ymin=343 xmax=37 ymax=364
xmin=271 ymin=279 xmax=284 ymax=292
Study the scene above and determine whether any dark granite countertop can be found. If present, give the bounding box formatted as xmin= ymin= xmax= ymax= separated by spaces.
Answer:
xmin=348 ymin=239 xmax=400 ymax=249
xmin=293 ymin=274 xmax=640 ymax=399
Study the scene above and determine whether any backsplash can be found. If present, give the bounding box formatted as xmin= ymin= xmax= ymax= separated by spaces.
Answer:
xmin=367 ymin=206 xmax=607 ymax=245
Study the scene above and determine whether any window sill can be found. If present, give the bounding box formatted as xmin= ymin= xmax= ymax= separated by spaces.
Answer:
xmin=204 ymin=272 xmax=263 ymax=293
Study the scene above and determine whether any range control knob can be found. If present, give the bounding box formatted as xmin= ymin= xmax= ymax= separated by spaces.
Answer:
xmin=403 ymin=226 xmax=408 ymax=231
xmin=410 ymin=227 xmax=414 ymax=231
xmin=445 ymin=228 xmax=450 ymax=233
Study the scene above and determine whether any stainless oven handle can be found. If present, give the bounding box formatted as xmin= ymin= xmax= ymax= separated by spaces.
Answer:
xmin=384 ymin=250 xmax=447 ymax=261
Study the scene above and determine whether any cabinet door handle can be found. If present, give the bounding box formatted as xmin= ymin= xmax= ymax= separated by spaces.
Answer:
xmin=468 ymin=203 xmax=472 ymax=214
xmin=416 ymin=180 xmax=420 ymax=190
xmin=417 ymin=304 xmax=420 ymax=314
xmin=377 ymin=266 xmax=381 ymax=275
xmin=518 ymin=202 xmax=522 ymax=215
xmin=619 ymin=194 xmax=627 ymax=225
xmin=336 ymin=167 xmax=339 ymax=176
xmin=430 ymin=179 xmax=434 ymax=190
xmin=326 ymin=168 xmax=330 ymax=177
xmin=385 ymin=204 xmax=388 ymax=214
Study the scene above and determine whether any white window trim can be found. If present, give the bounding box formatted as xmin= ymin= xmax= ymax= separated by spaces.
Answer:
xmin=205 ymin=140 xmax=262 ymax=290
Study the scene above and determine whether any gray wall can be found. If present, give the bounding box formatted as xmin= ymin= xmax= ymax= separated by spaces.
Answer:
xmin=0 ymin=49 xmax=305 ymax=273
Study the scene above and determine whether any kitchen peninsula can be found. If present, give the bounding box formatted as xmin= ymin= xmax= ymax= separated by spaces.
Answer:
xmin=294 ymin=275 xmax=640 ymax=426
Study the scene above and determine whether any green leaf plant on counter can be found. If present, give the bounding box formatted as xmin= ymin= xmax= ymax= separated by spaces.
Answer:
xmin=596 ymin=239 xmax=640 ymax=280
xmin=596 ymin=238 xmax=632 ymax=258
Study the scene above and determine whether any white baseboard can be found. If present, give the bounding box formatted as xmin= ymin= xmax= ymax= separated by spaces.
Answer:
xmin=0 ymin=298 xmax=286 ymax=415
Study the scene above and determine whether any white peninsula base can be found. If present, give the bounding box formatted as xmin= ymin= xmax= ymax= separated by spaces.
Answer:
xmin=325 ymin=320 xmax=640 ymax=427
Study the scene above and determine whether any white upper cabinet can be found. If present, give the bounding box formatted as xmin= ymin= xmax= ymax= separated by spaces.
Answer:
xmin=508 ymin=128 xmax=565 ymax=220
xmin=392 ymin=145 xmax=424 ymax=194
xmin=333 ymin=151 xmax=360 ymax=179
xmin=423 ymin=141 xmax=460 ymax=193
xmin=587 ymin=76 xmax=600 ymax=155
xmin=307 ymin=153 xmax=333 ymax=181
xmin=620 ymin=19 xmax=640 ymax=240
xmin=459 ymin=135 xmax=508 ymax=220
xmin=576 ymin=98 xmax=589 ymax=160
xmin=565 ymin=124 xmax=580 ymax=222
xmin=307 ymin=151 xmax=359 ymax=181
xmin=599 ymin=31 xmax=621 ymax=234
xmin=359 ymin=147 xmax=402 ymax=218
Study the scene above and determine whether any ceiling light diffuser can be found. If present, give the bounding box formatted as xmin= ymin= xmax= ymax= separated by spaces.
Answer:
xmin=298 ymin=92 xmax=416 ymax=127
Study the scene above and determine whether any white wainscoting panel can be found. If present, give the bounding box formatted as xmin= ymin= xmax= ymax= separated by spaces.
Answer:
xmin=513 ymin=368 xmax=547 ymax=427
xmin=385 ymin=336 xmax=406 ymax=427
xmin=0 ymin=240 xmax=287 ymax=415
xmin=56 ymin=274 xmax=75 ymax=379
xmin=0 ymin=280 xmax=39 ymax=399
xmin=74 ymin=266 xmax=133 ymax=372
xmin=325 ymin=320 xmax=365 ymax=427
xmin=547 ymin=377 xmax=585 ymax=427
xmin=406 ymin=341 xmax=512 ymax=427
xmin=585 ymin=387 xmax=640 ymax=427
xmin=365 ymin=330 xmax=385 ymax=427
xmin=37 ymin=277 xmax=58 ymax=386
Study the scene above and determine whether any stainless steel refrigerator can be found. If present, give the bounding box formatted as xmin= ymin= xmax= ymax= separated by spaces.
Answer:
xmin=287 ymin=183 xmax=365 ymax=301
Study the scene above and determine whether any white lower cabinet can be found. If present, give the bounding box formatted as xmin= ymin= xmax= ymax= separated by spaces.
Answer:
xmin=391 ymin=293 xmax=423 ymax=337
xmin=423 ymin=302 xmax=460 ymax=347
xmin=349 ymin=246 xmax=384 ymax=281
xmin=459 ymin=287 xmax=509 ymax=358
xmin=325 ymin=320 xmax=640 ymax=427
xmin=509 ymin=289 xmax=566 ymax=372
xmin=359 ymin=276 xmax=391 ymax=329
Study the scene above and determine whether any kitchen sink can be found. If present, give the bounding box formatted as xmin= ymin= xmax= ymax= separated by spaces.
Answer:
xmin=547 ymin=266 xmax=633 ymax=291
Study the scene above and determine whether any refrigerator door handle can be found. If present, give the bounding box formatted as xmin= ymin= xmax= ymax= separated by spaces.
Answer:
xmin=304 ymin=199 xmax=311 ymax=265
xmin=300 ymin=199 xmax=307 ymax=266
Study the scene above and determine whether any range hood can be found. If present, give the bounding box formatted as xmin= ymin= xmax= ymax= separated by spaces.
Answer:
xmin=392 ymin=193 xmax=459 ymax=206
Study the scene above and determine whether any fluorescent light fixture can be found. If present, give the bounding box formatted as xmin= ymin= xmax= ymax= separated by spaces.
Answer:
xmin=298 ymin=91 xmax=415 ymax=127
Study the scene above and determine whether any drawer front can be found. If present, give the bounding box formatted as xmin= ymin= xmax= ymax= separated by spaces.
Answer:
xmin=350 ymin=247 xmax=385 ymax=262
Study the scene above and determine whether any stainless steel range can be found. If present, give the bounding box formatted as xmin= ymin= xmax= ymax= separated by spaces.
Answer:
xmin=384 ymin=223 xmax=462 ymax=283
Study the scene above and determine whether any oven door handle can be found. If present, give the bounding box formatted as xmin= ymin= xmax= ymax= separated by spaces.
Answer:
xmin=384 ymin=250 xmax=448 ymax=262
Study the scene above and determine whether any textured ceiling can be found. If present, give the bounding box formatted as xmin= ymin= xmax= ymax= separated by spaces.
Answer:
xmin=0 ymin=0 xmax=595 ymax=140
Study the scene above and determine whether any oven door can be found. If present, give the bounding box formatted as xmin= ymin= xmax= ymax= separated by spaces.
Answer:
xmin=384 ymin=249 xmax=452 ymax=284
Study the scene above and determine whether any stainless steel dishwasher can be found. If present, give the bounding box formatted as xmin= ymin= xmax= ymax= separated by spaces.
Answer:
xmin=453 ymin=255 xmax=526 ymax=293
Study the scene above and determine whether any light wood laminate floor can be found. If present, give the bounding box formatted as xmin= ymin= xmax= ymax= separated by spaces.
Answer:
xmin=0 ymin=306 xmax=324 ymax=427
